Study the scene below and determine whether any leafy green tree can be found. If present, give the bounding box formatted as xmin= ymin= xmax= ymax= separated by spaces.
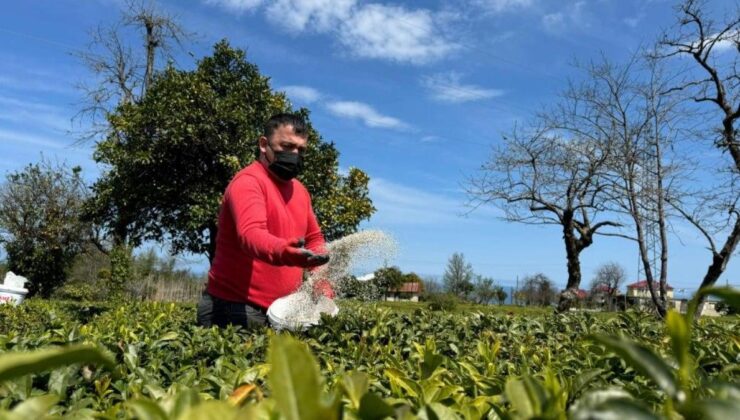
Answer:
xmin=373 ymin=266 xmax=406 ymax=296
xmin=493 ymin=285 xmax=508 ymax=305
xmin=87 ymin=40 xmax=375 ymax=263
xmin=0 ymin=161 xmax=89 ymax=296
xmin=77 ymin=0 xmax=192 ymax=297
xmin=403 ymin=272 xmax=423 ymax=284
xmin=443 ymin=253 xmax=474 ymax=300
xmin=472 ymin=275 xmax=496 ymax=304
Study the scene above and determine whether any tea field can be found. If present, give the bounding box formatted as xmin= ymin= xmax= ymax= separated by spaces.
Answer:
xmin=0 ymin=289 xmax=738 ymax=419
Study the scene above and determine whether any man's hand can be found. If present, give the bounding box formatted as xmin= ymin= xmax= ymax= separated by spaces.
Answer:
xmin=281 ymin=237 xmax=330 ymax=268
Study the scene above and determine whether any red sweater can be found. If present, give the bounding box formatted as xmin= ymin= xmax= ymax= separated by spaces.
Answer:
xmin=207 ymin=161 xmax=326 ymax=309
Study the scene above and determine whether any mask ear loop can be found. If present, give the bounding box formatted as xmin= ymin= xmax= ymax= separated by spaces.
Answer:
xmin=265 ymin=140 xmax=277 ymax=165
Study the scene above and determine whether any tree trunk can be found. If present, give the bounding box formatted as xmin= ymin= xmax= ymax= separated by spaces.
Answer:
xmin=694 ymin=217 xmax=740 ymax=319
xmin=655 ymin=121 xmax=670 ymax=314
xmin=557 ymin=216 xmax=583 ymax=312
xmin=143 ymin=19 xmax=156 ymax=94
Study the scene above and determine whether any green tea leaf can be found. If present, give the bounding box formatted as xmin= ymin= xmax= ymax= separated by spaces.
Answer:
xmin=358 ymin=393 xmax=395 ymax=420
xmin=419 ymin=402 xmax=458 ymax=420
xmin=268 ymin=335 xmax=337 ymax=420
xmin=665 ymin=310 xmax=691 ymax=389
xmin=571 ymin=397 xmax=658 ymax=420
xmin=128 ymin=399 xmax=169 ymax=420
xmin=4 ymin=394 xmax=59 ymax=420
xmin=0 ymin=344 xmax=115 ymax=383
xmin=681 ymin=399 xmax=740 ymax=420
xmin=591 ymin=335 xmax=677 ymax=397
xmin=385 ymin=369 xmax=420 ymax=398
xmin=341 ymin=372 xmax=370 ymax=409
xmin=176 ymin=400 xmax=238 ymax=420
xmin=505 ymin=376 xmax=547 ymax=418
xmin=420 ymin=351 xmax=445 ymax=380
xmin=569 ymin=368 xmax=604 ymax=397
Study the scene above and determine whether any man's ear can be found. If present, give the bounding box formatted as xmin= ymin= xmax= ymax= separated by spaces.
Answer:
xmin=258 ymin=136 xmax=269 ymax=155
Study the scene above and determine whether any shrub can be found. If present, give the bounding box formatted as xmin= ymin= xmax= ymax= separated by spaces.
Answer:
xmin=426 ymin=293 xmax=459 ymax=311
xmin=51 ymin=282 xmax=104 ymax=302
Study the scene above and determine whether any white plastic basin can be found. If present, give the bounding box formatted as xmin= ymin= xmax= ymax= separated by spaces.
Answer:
xmin=267 ymin=292 xmax=338 ymax=331
xmin=0 ymin=285 xmax=28 ymax=305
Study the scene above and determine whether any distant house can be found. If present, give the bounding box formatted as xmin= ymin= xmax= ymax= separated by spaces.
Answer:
xmin=674 ymin=296 xmax=722 ymax=317
xmin=590 ymin=285 xmax=624 ymax=309
xmin=385 ymin=282 xmax=422 ymax=302
xmin=627 ymin=280 xmax=675 ymax=299
xmin=626 ymin=280 xmax=684 ymax=311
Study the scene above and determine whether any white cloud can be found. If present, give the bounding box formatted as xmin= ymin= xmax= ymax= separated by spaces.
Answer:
xmin=281 ymin=85 xmax=322 ymax=103
xmin=0 ymin=128 xmax=66 ymax=149
xmin=326 ymin=101 xmax=407 ymax=130
xmin=472 ymin=0 xmax=536 ymax=13
xmin=0 ymin=74 xmax=76 ymax=96
xmin=205 ymin=0 xmax=263 ymax=13
xmin=369 ymin=178 xmax=499 ymax=226
xmin=704 ymin=30 xmax=739 ymax=53
xmin=205 ymin=0 xmax=457 ymax=64
xmin=0 ymin=96 xmax=72 ymax=133
xmin=339 ymin=4 xmax=457 ymax=64
xmin=421 ymin=135 xmax=443 ymax=143
xmin=422 ymin=72 xmax=503 ymax=103
xmin=542 ymin=12 xmax=565 ymax=32
xmin=265 ymin=0 xmax=355 ymax=32
xmin=542 ymin=1 xmax=589 ymax=34
xmin=623 ymin=14 xmax=643 ymax=28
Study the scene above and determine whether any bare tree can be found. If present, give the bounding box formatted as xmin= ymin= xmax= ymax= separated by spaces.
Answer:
xmin=589 ymin=262 xmax=626 ymax=311
xmin=574 ymin=55 xmax=688 ymax=318
xmin=519 ymin=273 xmax=557 ymax=307
xmin=467 ymin=81 xmax=622 ymax=311
xmin=655 ymin=0 xmax=740 ymax=316
xmin=75 ymin=0 xmax=190 ymax=139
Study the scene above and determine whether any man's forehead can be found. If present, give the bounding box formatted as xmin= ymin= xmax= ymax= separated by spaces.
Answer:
xmin=271 ymin=125 xmax=307 ymax=141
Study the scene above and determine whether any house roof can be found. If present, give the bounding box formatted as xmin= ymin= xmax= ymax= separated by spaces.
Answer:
xmin=576 ymin=289 xmax=588 ymax=299
xmin=627 ymin=280 xmax=674 ymax=291
xmin=593 ymin=285 xmax=622 ymax=294
xmin=390 ymin=282 xmax=422 ymax=293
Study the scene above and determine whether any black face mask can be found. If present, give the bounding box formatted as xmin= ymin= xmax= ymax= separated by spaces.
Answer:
xmin=267 ymin=146 xmax=304 ymax=181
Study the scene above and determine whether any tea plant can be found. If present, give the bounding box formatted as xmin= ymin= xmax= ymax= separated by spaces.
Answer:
xmin=0 ymin=288 xmax=737 ymax=418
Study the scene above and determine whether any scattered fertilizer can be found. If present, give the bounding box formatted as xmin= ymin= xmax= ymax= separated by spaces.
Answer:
xmin=268 ymin=230 xmax=397 ymax=328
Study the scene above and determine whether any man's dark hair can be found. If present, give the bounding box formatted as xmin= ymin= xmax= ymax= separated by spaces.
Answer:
xmin=263 ymin=113 xmax=308 ymax=139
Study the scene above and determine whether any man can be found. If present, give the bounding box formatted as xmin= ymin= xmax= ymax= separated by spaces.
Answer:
xmin=197 ymin=113 xmax=330 ymax=328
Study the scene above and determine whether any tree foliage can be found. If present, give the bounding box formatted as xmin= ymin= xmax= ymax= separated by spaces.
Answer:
xmin=493 ymin=285 xmax=508 ymax=305
xmin=372 ymin=266 xmax=406 ymax=296
xmin=86 ymin=40 xmax=374 ymax=262
xmin=0 ymin=161 xmax=89 ymax=296
xmin=472 ymin=275 xmax=496 ymax=304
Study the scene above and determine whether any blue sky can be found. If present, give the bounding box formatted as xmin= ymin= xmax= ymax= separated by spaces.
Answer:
xmin=1 ymin=0 xmax=738 ymax=293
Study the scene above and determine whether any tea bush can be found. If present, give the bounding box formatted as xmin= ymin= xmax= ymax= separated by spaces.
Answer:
xmin=0 ymin=289 xmax=738 ymax=418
